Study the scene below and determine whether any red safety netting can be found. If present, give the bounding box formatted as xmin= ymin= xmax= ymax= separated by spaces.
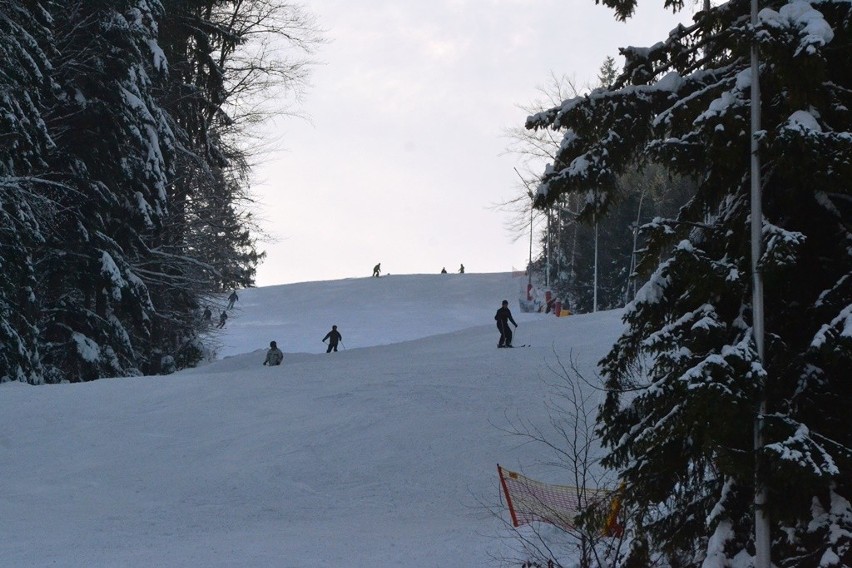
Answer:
xmin=498 ymin=464 xmax=607 ymax=531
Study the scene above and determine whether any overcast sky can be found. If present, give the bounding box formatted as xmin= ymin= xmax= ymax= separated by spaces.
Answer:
xmin=250 ymin=0 xmax=693 ymax=286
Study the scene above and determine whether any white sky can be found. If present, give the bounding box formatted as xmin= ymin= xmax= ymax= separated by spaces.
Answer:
xmin=251 ymin=0 xmax=693 ymax=286
xmin=1 ymin=273 xmax=626 ymax=566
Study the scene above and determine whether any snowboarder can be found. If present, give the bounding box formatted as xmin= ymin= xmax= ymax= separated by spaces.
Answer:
xmin=459 ymin=264 xmax=465 ymax=274
xmin=494 ymin=300 xmax=518 ymax=348
xmin=322 ymin=325 xmax=343 ymax=353
xmin=441 ymin=267 xmax=447 ymax=274
xmin=263 ymin=341 xmax=284 ymax=366
xmin=372 ymin=263 xmax=381 ymax=277
xmin=227 ymin=289 xmax=239 ymax=309
xmin=217 ymin=310 xmax=228 ymax=328
xmin=202 ymin=306 xmax=212 ymax=321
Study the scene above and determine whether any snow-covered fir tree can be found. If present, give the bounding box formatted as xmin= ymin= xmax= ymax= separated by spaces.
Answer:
xmin=37 ymin=0 xmax=180 ymax=380
xmin=155 ymin=0 xmax=318 ymax=292
xmin=537 ymin=165 xmax=694 ymax=314
xmin=526 ymin=0 xmax=851 ymax=564
xmin=511 ymin=63 xmax=694 ymax=314
xmin=0 ymin=1 xmax=318 ymax=383
xmin=0 ymin=0 xmax=54 ymax=383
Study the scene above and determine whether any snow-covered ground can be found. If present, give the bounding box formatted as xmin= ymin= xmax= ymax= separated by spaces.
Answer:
xmin=1 ymin=272 xmax=625 ymax=567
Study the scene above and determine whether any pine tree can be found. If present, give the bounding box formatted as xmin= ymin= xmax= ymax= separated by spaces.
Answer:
xmin=527 ymin=0 xmax=851 ymax=564
xmin=0 ymin=0 xmax=54 ymax=383
xmin=0 ymin=0 xmax=319 ymax=383
xmin=597 ymin=55 xmax=619 ymax=89
xmin=29 ymin=0 xmax=185 ymax=381
xmin=516 ymin=60 xmax=693 ymax=314
xmin=156 ymin=0 xmax=318 ymax=292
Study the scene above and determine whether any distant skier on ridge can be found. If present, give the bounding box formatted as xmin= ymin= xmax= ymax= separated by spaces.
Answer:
xmin=372 ymin=263 xmax=381 ymax=277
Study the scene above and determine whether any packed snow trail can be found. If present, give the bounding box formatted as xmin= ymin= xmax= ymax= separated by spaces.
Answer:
xmin=0 ymin=273 xmax=625 ymax=567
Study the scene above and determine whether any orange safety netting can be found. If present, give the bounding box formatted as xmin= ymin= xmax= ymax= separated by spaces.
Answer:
xmin=498 ymin=464 xmax=622 ymax=536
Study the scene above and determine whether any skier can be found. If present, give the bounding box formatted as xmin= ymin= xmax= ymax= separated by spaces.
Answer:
xmin=263 ymin=341 xmax=284 ymax=366
xmin=217 ymin=310 xmax=228 ymax=329
xmin=227 ymin=289 xmax=239 ymax=309
xmin=372 ymin=263 xmax=381 ymax=277
xmin=459 ymin=264 xmax=465 ymax=274
xmin=441 ymin=267 xmax=447 ymax=274
xmin=322 ymin=325 xmax=343 ymax=353
xmin=494 ymin=300 xmax=518 ymax=348
xmin=202 ymin=306 xmax=212 ymax=321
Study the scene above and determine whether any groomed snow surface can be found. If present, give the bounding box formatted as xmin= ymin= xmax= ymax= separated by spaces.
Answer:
xmin=1 ymin=272 xmax=625 ymax=567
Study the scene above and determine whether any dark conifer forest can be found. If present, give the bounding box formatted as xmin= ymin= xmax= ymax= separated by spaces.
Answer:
xmin=0 ymin=0 xmax=318 ymax=383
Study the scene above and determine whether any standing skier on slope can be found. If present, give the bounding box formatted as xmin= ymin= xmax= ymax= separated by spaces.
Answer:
xmin=227 ymin=289 xmax=239 ymax=309
xmin=494 ymin=300 xmax=518 ymax=348
xmin=322 ymin=325 xmax=343 ymax=353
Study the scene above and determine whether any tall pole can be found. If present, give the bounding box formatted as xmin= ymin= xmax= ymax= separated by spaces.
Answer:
xmin=529 ymin=197 xmax=534 ymax=293
xmin=546 ymin=208 xmax=552 ymax=288
xmin=513 ymin=168 xmax=535 ymax=293
xmin=626 ymin=187 xmax=646 ymax=305
xmin=750 ymin=0 xmax=770 ymax=563
xmin=593 ymin=214 xmax=599 ymax=313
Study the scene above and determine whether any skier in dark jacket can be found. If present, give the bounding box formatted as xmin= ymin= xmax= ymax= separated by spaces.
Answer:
xmin=322 ymin=325 xmax=343 ymax=353
xmin=494 ymin=300 xmax=518 ymax=348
